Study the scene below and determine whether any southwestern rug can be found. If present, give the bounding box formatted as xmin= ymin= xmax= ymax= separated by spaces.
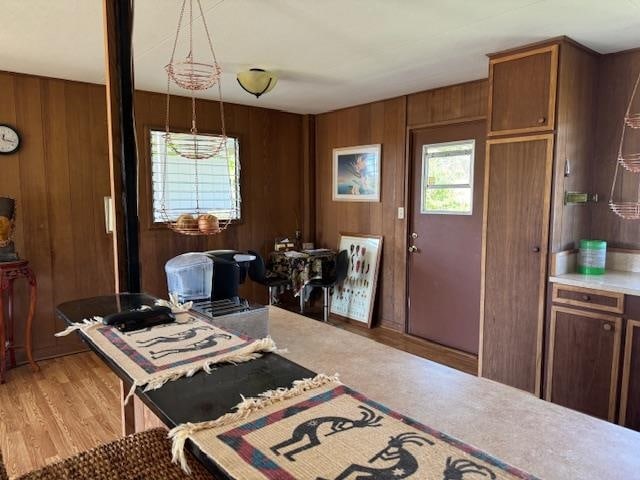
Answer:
xmin=170 ymin=374 xmax=541 ymax=480
xmin=55 ymin=307 xmax=278 ymax=403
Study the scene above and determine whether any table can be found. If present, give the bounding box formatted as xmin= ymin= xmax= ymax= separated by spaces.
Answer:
xmin=0 ymin=260 xmax=38 ymax=383
xmin=267 ymin=250 xmax=336 ymax=295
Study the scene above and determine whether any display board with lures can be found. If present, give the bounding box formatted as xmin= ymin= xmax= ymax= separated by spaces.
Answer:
xmin=330 ymin=233 xmax=383 ymax=327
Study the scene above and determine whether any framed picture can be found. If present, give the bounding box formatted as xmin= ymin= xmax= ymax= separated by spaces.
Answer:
xmin=330 ymin=233 xmax=383 ymax=327
xmin=332 ymin=144 xmax=381 ymax=202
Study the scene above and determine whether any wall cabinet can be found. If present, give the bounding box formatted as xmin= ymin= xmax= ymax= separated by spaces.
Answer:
xmin=620 ymin=319 xmax=640 ymax=430
xmin=479 ymin=134 xmax=554 ymax=395
xmin=545 ymin=306 xmax=622 ymax=421
xmin=488 ymin=45 xmax=558 ymax=136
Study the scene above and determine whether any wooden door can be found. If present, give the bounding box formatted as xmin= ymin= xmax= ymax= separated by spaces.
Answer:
xmin=479 ymin=134 xmax=554 ymax=394
xmin=488 ymin=45 xmax=558 ymax=136
xmin=620 ymin=319 xmax=640 ymax=430
xmin=407 ymin=121 xmax=485 ymax=354
xmin=546 ymin=306 xmax=622 ymax=421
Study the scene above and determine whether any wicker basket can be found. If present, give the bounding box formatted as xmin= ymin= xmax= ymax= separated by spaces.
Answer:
xmin=12 ymin=428 xmax=216 ymax=480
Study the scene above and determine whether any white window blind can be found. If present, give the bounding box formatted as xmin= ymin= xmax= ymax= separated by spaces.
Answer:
xmin=421 ymin=139 xmax=475 ymax=215
xmin=150 ymin=130 xmax=241 ymax=222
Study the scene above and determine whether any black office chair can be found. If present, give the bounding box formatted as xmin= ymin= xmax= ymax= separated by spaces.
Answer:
xmin=248 ymin=250 xmax=290 ymax=305
xmin=301 ymin=249 xmax=349 ymax=322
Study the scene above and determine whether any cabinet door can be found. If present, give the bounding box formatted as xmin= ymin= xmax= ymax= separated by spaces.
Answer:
xmin=488 ymin=45 xmax=558 ymax=136
xmin=620 ymin=319 xmax=640 ymax=431
xmin=479 ymin=134 xmax=554 ymax=395
xmin=546 ymin=306 xmax=622 ymax=421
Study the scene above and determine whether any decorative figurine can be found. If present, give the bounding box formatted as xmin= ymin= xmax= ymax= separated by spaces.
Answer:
xmin=0 ymin=197 xmax=18 ymax=262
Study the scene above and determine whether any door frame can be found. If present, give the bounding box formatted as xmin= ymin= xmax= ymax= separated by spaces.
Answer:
xmin=402 ymin=115 xmax=487 ymax=336
xmin=478 ymin=133 xmax=555 ymax=396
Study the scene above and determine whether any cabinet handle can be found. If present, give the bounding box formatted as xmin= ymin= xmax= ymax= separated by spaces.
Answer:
xmin=537 ymin=117 xmax=546 ymax=124
xmin=603 ymin=323 xmax=612 ymax=332
xmin=532 ymin=246 xmax=540 ymax=253
xmin=582 ymin=294 xmax=591 ymax=302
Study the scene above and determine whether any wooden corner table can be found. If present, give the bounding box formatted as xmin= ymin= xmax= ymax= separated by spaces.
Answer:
xmin=0 ymin=260 xmax=39 ymax=383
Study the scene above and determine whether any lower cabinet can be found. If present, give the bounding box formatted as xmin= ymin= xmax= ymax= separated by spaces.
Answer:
xmin=545 ymin=306 xmax=622 ymax=421
xmin=620 ymin=319 xmax=640 ymax=430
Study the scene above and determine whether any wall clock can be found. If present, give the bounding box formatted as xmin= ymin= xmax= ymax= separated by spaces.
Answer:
xmin=0 ymin=125 xmax=20 ymax=154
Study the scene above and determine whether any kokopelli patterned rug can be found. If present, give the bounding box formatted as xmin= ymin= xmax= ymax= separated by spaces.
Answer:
xmin=56 ymin=310 xmax=278 ymax=403
xmin=170 ymin=375 xmax=541 ymax=480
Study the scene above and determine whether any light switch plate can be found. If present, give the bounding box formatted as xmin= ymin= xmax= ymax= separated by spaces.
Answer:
xmin=397 ymin=207 xmax=405 ymax=220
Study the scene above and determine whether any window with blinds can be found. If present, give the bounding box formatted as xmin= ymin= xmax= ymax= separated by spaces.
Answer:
xmin=150 ymin=130 xmax=241 ymax=223
xmin=421 ymin=139 xmax=475 ymax=215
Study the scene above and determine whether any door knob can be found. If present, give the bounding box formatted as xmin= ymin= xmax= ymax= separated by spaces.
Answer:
xmin=408 ymin=245 xmax=418 ymax=253
xmin=411 ymin=232 xmax=419 ymax=239
xmin=532 ymin=246 xmax=541 ymax=253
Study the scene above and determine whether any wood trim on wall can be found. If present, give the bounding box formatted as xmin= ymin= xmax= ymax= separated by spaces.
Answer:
xmin=406 ymin=115 xmax=487 ymax=132
xmin=619 ymin=319 xmax=640 ymax=426
xmin=487 ymin=44 xmax=559 ymax=137
xmin=302 ymin=114 xmax=316 ymax=242
xmin=545 ymin=306 xmax=622 ymax=422
xmin=477 ymin=138 xmax=492 ymax=377
xmin=478 ymin=133 xmax=554 ymax=396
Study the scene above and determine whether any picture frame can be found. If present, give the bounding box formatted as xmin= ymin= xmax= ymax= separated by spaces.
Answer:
xmin=330 ymin=233 xmax=383 ymax=328
xmin=332 ymin=144 xmax=381 ymax=202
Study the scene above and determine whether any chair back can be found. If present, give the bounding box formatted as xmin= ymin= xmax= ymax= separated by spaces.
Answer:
xmin=248 ymin=250 xmax=267 ymax=283
xmin=335 ymin=249 xmax=349 ymax=284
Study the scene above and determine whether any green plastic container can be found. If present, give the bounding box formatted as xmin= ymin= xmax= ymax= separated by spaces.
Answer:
xmin=577 ymin=239 xmax=607 ymax=275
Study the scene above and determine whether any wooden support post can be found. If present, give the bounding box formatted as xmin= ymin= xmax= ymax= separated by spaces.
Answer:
xmin=102 ymin=0 xmax=141 ymax=294
xmin=119 ymin=379 xmax=135 ymax=436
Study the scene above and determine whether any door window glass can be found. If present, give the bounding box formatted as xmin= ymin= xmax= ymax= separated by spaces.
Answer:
xmin=421 ymin=140 xmax=474 ymax=215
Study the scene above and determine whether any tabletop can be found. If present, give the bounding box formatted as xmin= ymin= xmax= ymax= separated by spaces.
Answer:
xmin=55 ymin=294 xmax=315 ymax=479
xmin=268 ymin=250 xmax=336 ymax=294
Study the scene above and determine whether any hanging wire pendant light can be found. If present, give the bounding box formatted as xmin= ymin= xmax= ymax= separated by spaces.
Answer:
xmin=609 ymin=69 xmax=640 ymax=220
xmin=159 ymin=0 xmax=240 ymax=235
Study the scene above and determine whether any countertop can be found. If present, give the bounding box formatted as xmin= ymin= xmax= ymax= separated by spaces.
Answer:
xmin=269 ymin=306 xmax=640 ymax=480
xmin=58 ymin=297 xmax=640 ymax=479
xmin=549 ymin=269 xmax=640 ymax=296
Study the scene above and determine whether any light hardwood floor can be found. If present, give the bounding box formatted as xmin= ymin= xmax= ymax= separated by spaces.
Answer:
xmin=0 ymin=352 xmax=120 ymax=478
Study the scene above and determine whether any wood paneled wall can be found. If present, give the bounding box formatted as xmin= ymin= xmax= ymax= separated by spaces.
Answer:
xmin=0 ymin=71 xmax=114 ymax=362
xmin=314 ymin=80 xmax=488 ymax=330
xmin=0 ymin=71 xmax=306 ymax=362
xmin=134 ymin=91 xmax=306 ymax=302
xmin=407 ymin=79 xmax=488 ymax=128
xmin=315 ymin=97 xmax=407 ymax=331
xmin=592 ymin=49 xmax=640 ymax=248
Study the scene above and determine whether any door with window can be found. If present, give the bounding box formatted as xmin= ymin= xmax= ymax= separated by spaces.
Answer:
xmin=407 ymin=121 xmax=485 ymax=354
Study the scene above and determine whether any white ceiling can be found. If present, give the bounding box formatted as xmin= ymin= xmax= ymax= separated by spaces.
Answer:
xmin=2 ymin=0 xmax=640 ymax=114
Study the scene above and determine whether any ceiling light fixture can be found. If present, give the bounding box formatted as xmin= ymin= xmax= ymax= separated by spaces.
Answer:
xmin=236 ymin=68 xmax=278 ymax=98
